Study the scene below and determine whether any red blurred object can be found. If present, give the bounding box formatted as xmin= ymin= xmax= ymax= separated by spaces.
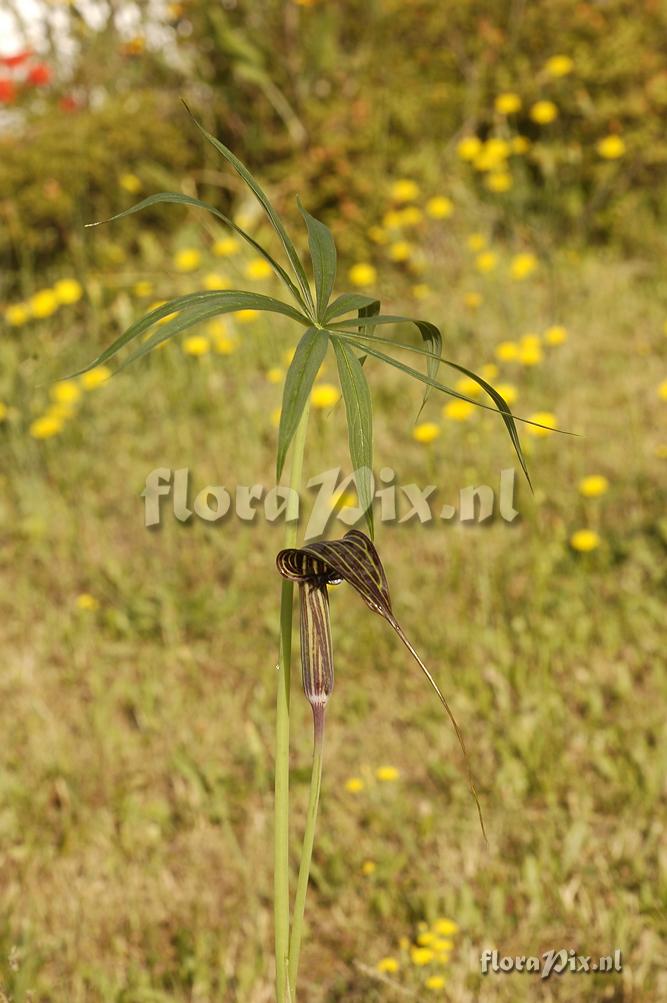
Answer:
xmin=27 ymin=63 xmax=51 ymax=86
xmin=0 ymin=78 xmax=16 ymax=102
xmin=0 ymin=50 xmax=32 ymax=68
xmin=59 ymin=94 xmax=78 ymax=112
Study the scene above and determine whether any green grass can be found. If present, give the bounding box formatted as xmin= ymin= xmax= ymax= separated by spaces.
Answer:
xmin=1 ymin=227 xmax=666 ymax=1003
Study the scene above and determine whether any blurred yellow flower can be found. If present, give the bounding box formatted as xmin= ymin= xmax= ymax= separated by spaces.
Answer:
xmin=570 ymin=529 xmax=600 ymax=552
xmin=495 ymin=382 xmax=518 ymax=405
xmin=467 ymin=233 xmax=486 ymax=251
xmin=31 ymin=289 xmax=59 ymax=318
xmin=433 ymin=918 xmax=459 ymax=936
xmin=203 ymin=272 xmax=230 ymax=290
xmin=0 ymin=402 xmax=7 ymax=421
xmin=133 ymin=280 xmax=153 ymax=297
xmin=411 ymin=947 xmax=434 ymax=966
xmin=544 ymin=324 xmax=568 ymax=345
xmin=579 ymin=475 xmax=609 ymax=497
xmin=495 ymin=92 xmax=521 ymax=115
xmin=425 ymin=975 xmax=446 ymax=990
xmin=457 ymin=135 xmax=482 ymax=161
xmin=455 ymin=376 xmax=482 ymax=397
xmin=182 ymin=335 xmax=210 ymax=356
xmin=389 ymin=241 xmax=413 ymax=262
xmin=81 ymin=366 xmax=111 ymax=390
xmin=377 ymin=957 xmax=400 ymax=974
xmin=412 ymin=422 xmax=440 ymax=444
xmin=411 ymin=283 xmax=430 ymax=300
xmin=480 ymin=363 xmax=498 ymax=380
xmin=119 ymin=172 xmax=141 ymax=193
xmin=485 ymin=171 xmax=512 ymax=192
xmin=271 ymin=407 xmax=281 ymax=427
xmin=5 ymin=303 xmax=29 ymax=326
xmin=464 ymin=291 xmax=482 ymax=310
xmin=658 ymin=379 xmax=667 ymax=401
xmin=383 ymin=209 xmax=404 ymax=229
xmin=495 ymin=340 xmax=519 ymax=361
xmin=391 ymin=178 xmax=420 ymax=202
xmin=510 ymin=253 xmax=538 ymax=280
xmin=474 ymin=139 xmax=510 ymax=172
xmin=417 ymin=932 xmax=436 ymax=946
xmin=368 ymin=225 xmax=389 ymax=244
xmin=518 ymin=343 xmax=543 ymax=365
xmin=425 ymin=196 xmax=454 ymax=219
xmin=526 ymin=411 xmax=557 ymax=436
xmin=245 ymin=257 xmax=273 ymax=280
xmin=311 ymin=383 xmax=340 ymax=408
xmin=50 ymin=380 xmax=81 ymax=405
xmin=213 ymin=237 xmax=239 ymax=257
xmin=597 ymin=135 xmax=626 ymax=159
xmin=530 ymin=100 xmax=558 ymax=124
xmin=283 ymin=346 xmax=297 ymax=365
xmin=76 ymin=593 xmax=99 ymax=611
xmin=511 ymin=135 xmax=531 ymax=154
xmin=349 ymin=263 xmax=377 ymax=287
xmin=545 ymin=54 xmax=574 ymax=77
xmin=235 ymin=309 xmax=259 ymax=323
xmin=174 ymin=248 xmax=201 ymax=272
xmin=266 ymin=367 xmax=284 ymax=384
xmin=398 ymin=206 xmax=424 ymax=226
xmin=344 ymin=777 xmax=365 ymax=793
xmin=376 ymin=765 xmax=400 ymax=781
xmin=54 ymin=278 xmax=83 ymax=305
xmin=443 ymin=400 xmax=474 ymax=421
xmin=361 ymin=860 xmax=376 ymax=876
xmin=214 ymin=335 xmax=237 ymax=355
xmin=30 ymin=415 xmax=63 ymax=439
xmin=521 ymin=333 xmax=541 ymax=349
xmin=434 ymin=938 xmax=454 ymax=953
xmin=475 ymin=251 xmax=497 ymax=273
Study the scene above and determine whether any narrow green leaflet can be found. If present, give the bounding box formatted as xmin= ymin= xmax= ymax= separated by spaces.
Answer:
xmin=324 ymin=293 xmax=379 ymax=324
xmin=329 ymin=311 xmax=441 ymax=389
xmin=296 ymin=196 xmax=337 ymax=320
xmin=331 ymin=339 xmax=374 ymax=538
xmin=66 ymin=291 xmax=310 ymax=378
xmin=85 ymin=191 xmax=307 ymax=310
xmin=276 ymin=327 xmax=329 ymax=479
xmin=357 ymin=297 xmax=381 ymax=367
xmin=184 ymin=104 xmax=315 ymax=315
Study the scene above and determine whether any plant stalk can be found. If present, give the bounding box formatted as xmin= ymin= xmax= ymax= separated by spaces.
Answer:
xmin=275 ymin=402 xmax=310 ymax=1003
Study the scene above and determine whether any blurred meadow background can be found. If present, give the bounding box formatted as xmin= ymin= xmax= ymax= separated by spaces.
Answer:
xmin=1 ymin=1 xmax=666 ymax=1001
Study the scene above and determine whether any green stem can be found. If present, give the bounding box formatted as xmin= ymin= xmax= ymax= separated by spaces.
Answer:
xmin=275 ymin=403 xmax=310 ymax=1003
xmin=288 ymin=710 xmax=325 ymax=1000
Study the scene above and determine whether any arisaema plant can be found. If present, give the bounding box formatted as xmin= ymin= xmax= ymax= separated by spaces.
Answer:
xmin=72 ymin=106 xmax=546 ymax=1003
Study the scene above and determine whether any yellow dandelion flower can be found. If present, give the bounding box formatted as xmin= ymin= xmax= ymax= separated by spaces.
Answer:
xmin=411 ymin=283 xmax=430 ymax=300
xmin=174 ymin=248 xmax=201 ymax=272
xmin=417 ymin=932 xmax=436 ymax=946
xmin=443 ymin=399 xmax=475 ymax=421
xmin=570 ymin=529 xmax=600 ymax=552
xmin=485 ymin=171 xmax=512 ymax=192
xmin=658 ymin=379 xmax=667 ymax=400
xmin=0 ymin=402 xmax=7 ymax=421
xmin=425 ymin=196 xmax=454 ymax=219
xmin=361 ymin=860 xmax=376 ymax=876
xmin=235 ymin=309 xmax=259 ymax=323
xmin=182 ymin=335 xmax=210 ymax=356
xmin=433 ymin=938 xmax=455 ymax=952
xmin=411 ymin=947 xmax=434 ymax=966
xmin=480 ymin=363 xmax=498 ymax=380
xmin=510 ymin=252 xmax=538 ymax=280
xmin=133 ymin=280 xmax=153 ymax=297
xmin=412 ymin=422 xmax=440 ymax=444
xmin=383 ymin=209 xmax=404 ymax=230
xmin=81 ymin=366 xmax=111 ymax=390
xmin=475 ymin=251 xmax=497 ymax=273
xmin=495 ymin=92 xmax=522 ymax=115
xmin=119 ymin=172 xmax=141 ymax=193
xmin=545 ymin=54 xmax=574 ymax=77
xmin=511 ymin=135 xmax=531 ymax=154
xmin=50 ymin=380 xmax=81 ymax=405
xmin=245 ymin=257 xmax=273 ymax=280
xmin=344 ymin=777 xmax=365 ymax=793
xmin=596 ymin=135 xmax=626 ymax=160
xmin=213 ymin=237 xmax=239 ymax=257
xmin=76 ymin=593 xmax=99 ymax=611
xmin=579 ymin=475 xmax=609 ymax=498
xmin=463 ymin=291 xmax=482 ymax=310
xmin=376 ymin=765 xmax=400 ymax=782
xmin=5 ymin=303 xmax=30 ymax=326
xmin=271 ymin=407 xmax=281 ymax=427
xmin=454 ymin=376 xmax=482 ymax=397
xmin=349 ymin=263 xmax=377 ymax=287
xmin=457 ymin=135 xmax=482 ymax=161
xmin=266 ymin=367 xmax=284 ymax=384
xmin=474 ymin=138 xmax=511 ymax=172
xmin=203 ymin=272 xmax=230 ymax=291
xmin=495 ymin=340 xmax=519 ymax=361
xmin=54 ymin=278 xmax=83 ymax=305
xmin=30 ymin=415 xmax=63 ymax=439
xmin=30 ymin=289 xmax=59 ymax=318
xmin=526 ymin=411 xmax=557 ymax=437
xmin=389 ymin=241 xmax=413 ymax=262
xmin=398 ymin=206 xmax=424 ymax=227
xmin=433 ymin=916 xmax=458 ymax=936
xmin=425 ymin=975 xmax=446 ymax=990
xmin=518 ymin=344 xmax=543 ymax=366
xmin=368 ymin=225 xmax=389 ymax=244
xmin=391 ymin=178 xmax=421 ymax=203
xmin=544 ymin=324 xmax=568 ymax=345
xmin=377 ymin=957 xmax=400 ymax=974
xmin=311 ymin=383 xmax=340 ymax=408
xmin=495 ymin=382 xmax=518 ymax=405
xmin=466 ymin=233 xmax=486 ymax=251
xmin=530 ymin=100 xmax=558 ymax=124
